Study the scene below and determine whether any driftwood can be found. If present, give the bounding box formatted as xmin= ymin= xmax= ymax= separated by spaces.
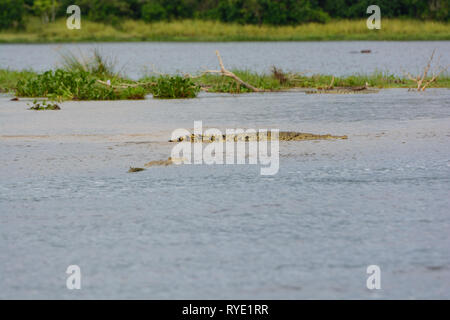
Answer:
xmin=97 ymin=51 xmax=261 ymax=93
xmin=190 ymin=51 xmax=262 ymax=92
xmin=403 ymin=49 xmax=449 ymax=91
xmin=96 ymin=79 xmax=156 ymax=89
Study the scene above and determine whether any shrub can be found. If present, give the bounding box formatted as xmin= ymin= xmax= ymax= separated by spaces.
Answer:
xmin=0 ymin=0 xmax=25 ymax=29
xmin=151 ymin=76 xmax=200 ymax=99
xmin=79 ymin=0 xmax=131 ymax=24
xmin=16 ymin=69 xmax=145 ymax=100
xmin=142 ymin=2 xmax=167 ymax=22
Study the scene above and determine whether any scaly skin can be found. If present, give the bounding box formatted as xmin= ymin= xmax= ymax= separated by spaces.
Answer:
xmin=305 ymin=88 xmax=380 ymax=94
xmin=169 ymin=132 xmax=348 ymax=143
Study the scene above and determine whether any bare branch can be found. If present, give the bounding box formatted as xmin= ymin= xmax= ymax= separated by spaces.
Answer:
xmin=216 ymin=50 xmax=226 ymax=73
xmin=421 ymin=65 xmax=449 ymax=91
xmin=403 ymin=49 xmax=446 ymax=91
xmin=186 ymin=50 xmax=262 ymax=92
xmin=420 ymin=49 xmax=436 ymax=83
xmin=96 ymin=79 xmax=156 ymax=89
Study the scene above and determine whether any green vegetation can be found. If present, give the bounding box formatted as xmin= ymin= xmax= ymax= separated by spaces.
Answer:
xmin=0 ymin=0 xmax=25 ymax=30
xmin=191 ymin=69 xmax=450 ymax=93
xmin=2 ymin=54 xmax=199 ymax=100
xmin=194 ymin=70 xmax=283 ymax=93
xmin=1 ymin=0 xmax=448 ymax=31
xmin=59 ymin=49 xmax=117 ymax=78
xmin=150 ymin=76 xmax=200 ymax=99
xmin=28 ymin=99 xmax=61 ymax=110
xmin=0 ymin=69 xmax=36 ymax=92
xmin=10 ymin=50 xmax=147 ymax=100
xmin=1 ymin=63 xmax=449 ymax=101
xmin=7 ymin=50 xmax=445 ymax=100
xmin=12 ymin=69 xmax=201 ymax=100
xmin=15 ymin=69 xmax=146 ymax=100
xmin=0 ymin=1 xmax=448 ymax=42
xmin=0 ymin=18 xmax=449 ymax=42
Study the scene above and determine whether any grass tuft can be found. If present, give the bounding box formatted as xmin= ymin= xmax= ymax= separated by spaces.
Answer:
xmin=59 ymin=49 xmax=117 ymax=78
xmin=0 ymin=69 xmax=36 ymax=93
xmin=150 ymin=76 xmax=200 ymax=99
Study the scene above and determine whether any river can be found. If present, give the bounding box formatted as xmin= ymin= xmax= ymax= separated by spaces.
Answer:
xmin=1 ymin=41 xmax=449 ymax=78
xmin=0 ymin=88 xmax=449 ymax=299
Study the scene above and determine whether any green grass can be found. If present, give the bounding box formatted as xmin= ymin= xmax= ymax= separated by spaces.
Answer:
xmin=0 ymin=18 xmax=449 ymax=42
xmin=6 ymin=51 xmax=199 ymax=100
xmin=192 ymin=70 xmax=284 ymax=93
xmin=189 ymin=69 xmax=450 ymax=93
xmin=150 ymin=76 xmax=200 ymax=99
xmin=1 ymin=68 xmax=449 ymax=101
xmin=15 ymin=69 xmax=146 ymax=101
xmin=0 ymin=69 xmax=36 ymax=93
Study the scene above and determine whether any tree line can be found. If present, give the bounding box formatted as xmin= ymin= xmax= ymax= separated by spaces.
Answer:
xmin=1 ymin=0 xmax=448 ymax=30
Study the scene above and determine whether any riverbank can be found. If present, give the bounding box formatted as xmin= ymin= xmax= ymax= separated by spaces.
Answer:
xmin=1 ymin=68 xmax=449 ymax=99
xmin=1 ymin=18 xmax=449 ymax=43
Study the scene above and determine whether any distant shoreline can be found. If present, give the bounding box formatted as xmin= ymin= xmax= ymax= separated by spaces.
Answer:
xmin=1 ymin=18 xmax=449 ymax=43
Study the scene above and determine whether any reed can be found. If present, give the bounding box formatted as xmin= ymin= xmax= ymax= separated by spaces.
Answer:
xmin=59 ymin=49 xmax=117 ymax=78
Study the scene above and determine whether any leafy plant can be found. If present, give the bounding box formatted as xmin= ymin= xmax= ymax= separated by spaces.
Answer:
xmin=0 ymin=0 xmax=25 ymax=29
xmin=151 ymin=76 xmax=200 ymax=99
xmin=142 ymin=2 xmax=167 ymax=22
xmin=28 ymin=99 xmax=61 ymax=110
xmin=16 ymin=69 xmax=145 ymax=100
xmin=33 ymin=0 xmax=60 ymax=24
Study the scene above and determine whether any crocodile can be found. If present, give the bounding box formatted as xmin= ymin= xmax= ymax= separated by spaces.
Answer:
xmin=144 ymin=157 xmax=188 ymax=167
xmin=305 ymin=86 xmax=379 ymax=94
xmin=169 ymin=131 xmax=348 ymax=143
